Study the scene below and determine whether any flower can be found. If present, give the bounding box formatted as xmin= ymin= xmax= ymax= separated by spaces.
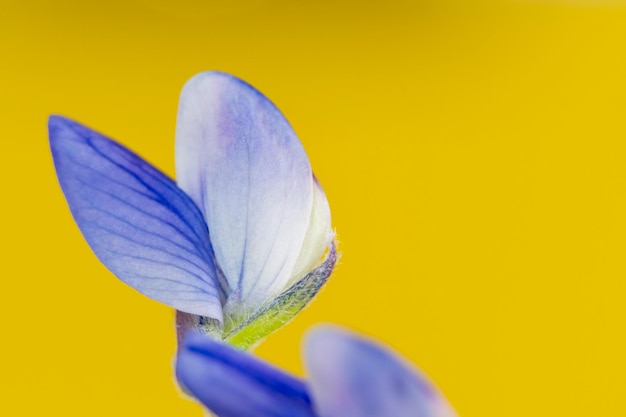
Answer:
xmin=48 ymin=71 xmax=336 ymax=349
xmin=176 ymin=326 xmax=458 ymax=417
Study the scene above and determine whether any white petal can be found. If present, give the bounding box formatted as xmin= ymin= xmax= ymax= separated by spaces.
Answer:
xmin=288 ymin=178 xmax=333 ymax=286
xmin=175 ymin=72 xmax=313 ymax=311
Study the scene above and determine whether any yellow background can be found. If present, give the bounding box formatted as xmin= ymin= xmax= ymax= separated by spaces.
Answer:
xmin=2 ymin=1 xmax=626 ymax=416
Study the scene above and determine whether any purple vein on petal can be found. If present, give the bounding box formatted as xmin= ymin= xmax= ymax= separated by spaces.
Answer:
xmin=175 ymin=72 xmax=314 ymax=311
xmin=49 ymin=115 xmax=224 ymax=319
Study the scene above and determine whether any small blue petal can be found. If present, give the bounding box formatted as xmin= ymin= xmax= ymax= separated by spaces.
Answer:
xmin=304 ymin=326 xmax=457 ymax=417
xmin=177 ymin=332 xmax=315 ymax=417
xmin=175 ymin=72 xmax=314 ymax=311
xmin=49 ymin=116 xmax=223 ymax=320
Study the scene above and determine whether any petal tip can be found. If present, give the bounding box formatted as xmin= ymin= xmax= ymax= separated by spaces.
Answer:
xmin=48 ymin=114 xmax=62 ymax=128
xmin=48 ymin=114 xmax=83 ymax=132
xmin=179 ymin=71 xmax=267 ymax=115
xmin=304 ymin=324 xmax=353 ymax=351
xmin=48 ymin=115 xmax=72 ymax=140
xmin=48 ymin=115 xmax=90 ymax=154
xmin=182 ymin=71 xmax=250 ymax=93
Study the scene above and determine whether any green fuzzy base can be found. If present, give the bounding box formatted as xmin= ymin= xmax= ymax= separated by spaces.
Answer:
xmin=224 ymin=240 xmax=338 ymax=350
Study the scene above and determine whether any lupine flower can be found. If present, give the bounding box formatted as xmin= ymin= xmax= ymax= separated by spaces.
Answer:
xmin=177 ymin=326 xmax=458 ymax=417
xmin=49 ymin=72 xmax=336 ymax=349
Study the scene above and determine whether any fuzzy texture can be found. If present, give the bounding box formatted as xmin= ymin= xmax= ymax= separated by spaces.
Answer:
xmin=175 ymin=240 xmax=338 ymax=349
xmin=224 ymin=240 xmax=338 ymax=349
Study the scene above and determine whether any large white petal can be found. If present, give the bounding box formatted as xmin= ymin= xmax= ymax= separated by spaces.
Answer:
xmin=175 ymin=72 xmax=313 ymax=311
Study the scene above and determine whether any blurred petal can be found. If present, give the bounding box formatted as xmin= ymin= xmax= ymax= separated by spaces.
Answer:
xmin=176 ymin=72 xmax=313 ymax=310
xmin=177 ymin=332 xmax=315 ymax=417
xmin=49 ymin=116 xmax=223 ymax=320
xmin=304 ymin=326 xmax=458 ymax=417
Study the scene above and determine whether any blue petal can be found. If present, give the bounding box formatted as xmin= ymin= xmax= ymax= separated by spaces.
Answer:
xmin=175 ymin=72 xmax=314 ymax=311
xmin=304 ymin=327 xmax=458 ymax=417
xmin=49 ymin=116 xmax=223 ymax=320
xmin=176 ymin=332 xmax=315 ymax=417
